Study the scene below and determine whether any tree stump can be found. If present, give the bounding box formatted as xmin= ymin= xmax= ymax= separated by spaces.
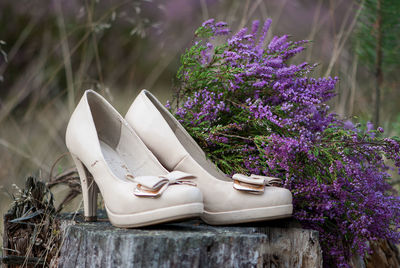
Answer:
xmin=57 ymin=214 xmax=322 ymax=268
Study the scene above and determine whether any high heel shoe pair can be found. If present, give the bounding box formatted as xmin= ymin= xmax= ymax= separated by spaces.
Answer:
xmin=66 ymin=90 xmax=293 ymax=228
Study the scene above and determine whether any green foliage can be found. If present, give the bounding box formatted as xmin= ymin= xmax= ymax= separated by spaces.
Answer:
xmin=355 ymin=0 xmax=400 ymax=75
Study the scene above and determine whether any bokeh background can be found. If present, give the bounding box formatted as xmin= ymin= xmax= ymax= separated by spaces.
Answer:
xmin=1 ymin=0 xmax=399 ymax=248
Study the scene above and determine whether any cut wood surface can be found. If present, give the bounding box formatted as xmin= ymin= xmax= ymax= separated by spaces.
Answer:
xmin=57 ymin=215 xmax=322 ymax=268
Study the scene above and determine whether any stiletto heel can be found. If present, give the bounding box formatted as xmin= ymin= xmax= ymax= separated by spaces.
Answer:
xmin=71 ymin=154 xmax=98 ymax=222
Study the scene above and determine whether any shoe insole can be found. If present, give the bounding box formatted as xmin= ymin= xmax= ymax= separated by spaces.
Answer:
xmin=100 ymin=140 xmax=132 ymax=180
xmin=100 ymin=124 xmax=167 ymax=181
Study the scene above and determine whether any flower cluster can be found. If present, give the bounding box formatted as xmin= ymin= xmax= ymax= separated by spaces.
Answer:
xmin=176 ymin=88 xmax=229 ymax=127
xmin=170 ymin=19 xmax=400 ymax=267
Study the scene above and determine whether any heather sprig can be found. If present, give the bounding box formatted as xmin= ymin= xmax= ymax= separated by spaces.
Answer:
xmin=170 ymin=19 xmax=400 ymax=267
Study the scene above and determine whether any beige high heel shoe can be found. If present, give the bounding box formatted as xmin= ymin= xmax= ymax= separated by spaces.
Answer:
xmin=125 ymin=90 xmax=293 ymax=225
xmin=65 ymin=90 xmax=203 ymax=228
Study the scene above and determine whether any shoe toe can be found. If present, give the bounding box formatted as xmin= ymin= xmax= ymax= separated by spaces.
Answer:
xmin=162 ymin=184 xmax=203 ymax=206
xmin=263 ymin=186 xmax=292 ymax=206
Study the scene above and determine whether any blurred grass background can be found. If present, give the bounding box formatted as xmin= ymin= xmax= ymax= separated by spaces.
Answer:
xmin=1 ymin=0 xmax=399 ymax=249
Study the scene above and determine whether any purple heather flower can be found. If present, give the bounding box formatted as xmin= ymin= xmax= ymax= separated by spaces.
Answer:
xmin=343 ymin=120 xmax=355 ymax=130
xmin=251 ymin=20 xmax=259 ymax=35
xmin=367 ymin=121 xmax=374 ymax=132
xmin=171 ymin=18 xmax=400 ymax=268
xmin=257 ymin=19 xmax=272 ymax=46
xmin=215 ymin=21 xmax=227 ymax=27
xmin=252 ymin=80 xmax=268 ymax=88
xmin=202 ymin=18 xmax=215 ymax=27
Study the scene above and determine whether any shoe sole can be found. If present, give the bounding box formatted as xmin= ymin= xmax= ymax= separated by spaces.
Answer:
xmin=201 ymin=204 xmax=293 ymax=225
xmin=105 ymin=202 xmax=204 ymax=228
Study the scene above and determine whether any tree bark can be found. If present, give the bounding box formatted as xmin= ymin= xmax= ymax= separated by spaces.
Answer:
xmin=374 ymin=0 xmax=383 ymax=127
xmin=57 ymin=218 xmax=323 ymax=268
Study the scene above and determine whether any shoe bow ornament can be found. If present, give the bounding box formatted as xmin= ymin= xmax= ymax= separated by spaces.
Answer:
xmin=231 ymin=174 xmax=283 ymax=194
xmin=132 ymin=171 xmax=196 ymax=197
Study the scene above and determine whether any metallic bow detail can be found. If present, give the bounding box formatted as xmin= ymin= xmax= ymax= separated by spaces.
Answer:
xmin=231 ymin=174 xmax=283 ymax=194
xmin=133 ymin=171 xmax=196 ymax=197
